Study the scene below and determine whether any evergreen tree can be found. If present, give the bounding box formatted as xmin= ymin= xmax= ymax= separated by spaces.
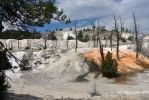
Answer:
xmin=0 ymin=0 xmax=70 ymax=98
xmin=0 ymin=42 xmax=12 ymax=99
xmin=101 ymin=52 xmax=118 ymax=78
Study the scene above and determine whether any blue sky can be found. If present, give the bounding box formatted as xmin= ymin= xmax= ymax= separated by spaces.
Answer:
xmin=35 ymin=0 xmax=149 ymax=33
xmin=35 ymin=18 xmax=98 ymax=32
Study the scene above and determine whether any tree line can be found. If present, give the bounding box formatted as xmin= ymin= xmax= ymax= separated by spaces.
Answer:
xmin=0 ymin=30 xmax=41 ymax=39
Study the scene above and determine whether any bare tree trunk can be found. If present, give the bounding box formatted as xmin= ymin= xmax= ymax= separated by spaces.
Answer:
xmin=133 ymin=13 xmax=139 ymax=59
xmin=33 ymin=29 xmax=36 ymax=46
xmin=66 ymin=34 xmax=69 ymax=50
xmin=110 ymin=31 xmax=113 ymax=51
xmin=55 ymin=40 xmax=57 ymax=49
xmin=75 ymin=21 xmax=78 ymax=52
xmin=97 ymin=20 xmax=104 ymax=61
xmin=44 ymin=34 xmax=47 ymax=49
xmin=92 ymin=25 xmax=96 ymax=47
xmin=18 ymin=40 xmax=19 ymax=49
xmin=88 ymin=31 xmax=91 ymax=48
xmin=11 ymin=39 xmax=13 ymax=49
xmin=119 ymin=17 xmax=123 ymax=58
xmin=114 ymin=15 xmax=119 ymax=60
xmin=96 ymin=37 xmax=99 ymax=47
xmin=97 ymin=20 xmax=100 ymax=48
xmin=99 ymin=38 xmax=104 ymax=61
xmin=5 ymin=41 xmax=7 ymax=49
xmin=27 ymin=39 xmax=29 ymax=47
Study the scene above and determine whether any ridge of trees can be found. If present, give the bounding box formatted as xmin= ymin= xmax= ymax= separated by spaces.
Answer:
xmin=0 ymin=30 xmax=41 ymax=39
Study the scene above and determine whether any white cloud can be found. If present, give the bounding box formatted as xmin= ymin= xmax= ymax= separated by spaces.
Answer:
xmin=56 ymin=0 xmax=149 ymax=33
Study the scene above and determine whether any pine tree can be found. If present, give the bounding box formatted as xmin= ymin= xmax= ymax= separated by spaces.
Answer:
xmin=0 ymin=0 xmax=70 ymax=98
xmin=0 ymin=42 xmax=12 ymax=99
xmin=101 ymin=52 xmax=118 ymax=78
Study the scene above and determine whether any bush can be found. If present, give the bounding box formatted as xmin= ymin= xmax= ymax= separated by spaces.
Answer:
xmin=8 ymin=48 xmax=13 ymax=50
xmin=101 ymin=52 xmax=118 ymax=78
xmin=0 ymin=72 xmax=10 ymax=99
xmin=25 ymin=46 xmax=30 ymax=50
xmin=120 ymin=37 xmax=127 ymax=42
xmin=128 ymin=36 xmax=134 ymax=41
xmin=77 ymin=31 xmax=90 ymax=42
xmin=34 ymin=61 xmax=42 ymax=65
xmin=19 ymin=54 xmax=31 ymax=70
xmin=48 ymin=32 xmax=57 ymax=40
xmin=0 ymin=45 xmax=12 ymax=99
xmin=0 ymin=30 xmax=41 ymax=39
xmin=67 ymin=36 xmax=74 ymax=40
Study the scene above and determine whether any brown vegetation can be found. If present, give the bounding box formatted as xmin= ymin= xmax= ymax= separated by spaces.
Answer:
xmin=84 ymin=49 xmax=149 ymax=74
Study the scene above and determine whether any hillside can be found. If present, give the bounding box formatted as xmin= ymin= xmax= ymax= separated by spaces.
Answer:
xmin=0 ymin=38 xmax=148 ymax=100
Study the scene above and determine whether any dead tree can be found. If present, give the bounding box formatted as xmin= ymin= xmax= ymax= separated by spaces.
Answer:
xmin=27 ymin=39 xmax=29 ymax=47
xmin=119 ymin=17 xmax=123 ymax=35
xmin=119 ymin=17 xmax=124 ymax=57
xmin=133 ymin=13 xmax=139 ymax=59
xmin=92 ymin=25 xmax=96 ymax=47
xmin=96 ymin=20 xmax=100 ymax=47
xmin=10 ymin=39 xmax=13 ymax=49
xmin=43 ymin=33 xmax=47 ymax=49
xmin=97 ymin=21 xmax=104 ymax=61
xmin=66 ymin=33 xmax=69 ymax=50
xmin=33 ymin=28 xmax=36 ymax=46
xmin=88 ymin=29 xmax=91 ymax=48
xmin=114 ymin=15 xmax=120 ymax=60
xmin=75 ymin=21 xmax=78 ymax=52
xmin=110 ymin=30 xmax=113 ymax=51
xmin=99 ymin=37 xmax=104 ymax=61
xmin=18 ymin=40 xmax=20 ymax=49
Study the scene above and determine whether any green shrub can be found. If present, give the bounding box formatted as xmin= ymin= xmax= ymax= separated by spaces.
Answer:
xmin=0 ymin=30 xmax=41 ymax=39
xmin=34 ymin=61 xmax=42 ymax=65
xmin=120 ymin=37 xmax=127 ymax=42
xmin=0 ymin=46 xmax=12 ymax=99
xmin=43 ymin=46 xmax=47 ymax=49
xmin=8 ymin=48 xmax=13 ymax=50
xmin=67 ymin=36 xmax=74 ymax=40
xmin=48 ymin=32 xmax=57 ymax=40
xmin=77 ymin=31 xmax=90 ymax=42
xmin=19 ymin=55 xmax=31 ymax=70
xmin=0 ymin=72 xmax=10 ymax=92
xmin=128 ymin=36 xmax=134 ymax=41
xmin=25 ymin=46 xmax=30 ymax=50
xmin=101 ymin=51 xmax=118 ymax=78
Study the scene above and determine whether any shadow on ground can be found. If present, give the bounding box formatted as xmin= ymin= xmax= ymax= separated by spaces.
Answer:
xmin=3 ymin=92 xmax=42 ymax=100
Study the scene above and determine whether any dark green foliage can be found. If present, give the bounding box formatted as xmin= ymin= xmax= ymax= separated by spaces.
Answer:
xmin=34 ymin=61 xmax=42 ymax=65
xmin=0 ymin=72 xmax=10 ymax=99
xmin=67 ymin=36 xmax=74 ymax=40
xmin=0 ymin=0 xmax=69 ymax=98
xmin=25 ymin=46 xmax=30 ymax=50
xmin=101 ymin=52 xmax=118 ymax=78
xmin=59 ymin=28 xmax=63 ymax=31
xmin=43 ymin=46 xmax=47 ymax=49
xmin=0 ymin=43 xmax=12 ymax=99
xmin=8 ymin=48 xmax=13 ymax=50
xmin=0 ymin=21 xmax=4 ymax=33
xmin=70 ymin=27 xmax=72 ymax=31
xmin=0 ymin=30 xmax=41 ymax=39
xmin=0 ymin=0 xmax=70 ymax=27
xmin=0 ymin=49 xmax=12 ymax=70
xmin=48 ymin=32 xmax=57 ymax=40
xmin=0 ymin=72 xmax=10 ymax=92
xmin=77 ymin=31 xmax=90 ymax=42
xmin=19 ymin=55 xmax=31 ymax=71
xmin=120 ymin=37 xmax=127 ymax=42
xmin=128 ymin=35 xmax=134 ymax=41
